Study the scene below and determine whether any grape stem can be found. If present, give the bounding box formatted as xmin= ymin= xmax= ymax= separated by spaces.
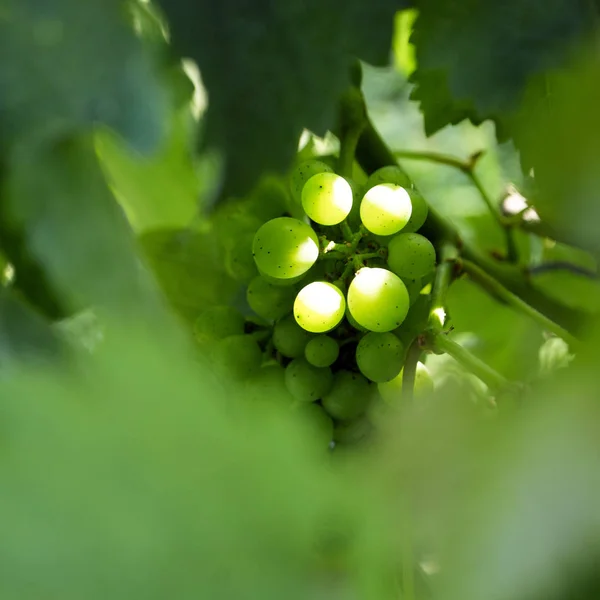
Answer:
xmin=340 ymin=220 xmax=354 ymax=242
xmin=433 ymin=332 xmax=508 ymax=390
xmin=458 ymin=258 xmax=580 ymax=348
xmin=393 ymin=149 xmax=518 ymax=262
xmin=428 ymin=242 xmax=458 ymax=331
xmin=355 ymin=119 xmax=587 ymax=336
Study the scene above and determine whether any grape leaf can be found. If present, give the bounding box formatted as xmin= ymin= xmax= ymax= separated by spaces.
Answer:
xmin=409 ymin=0 xmax=591 ymax=136
xmin=3 ymin=135 xmax=165 ymax=319
xmin=0 ymin=0 xmax=167 ymax=153
xmin=156 ymin=0 xmax=410 ymax=195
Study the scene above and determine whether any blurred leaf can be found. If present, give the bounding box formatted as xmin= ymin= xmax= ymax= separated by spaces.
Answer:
xmin=0 ymin=0 xmax=167 ymax=153
xmin=96 ymin=106 xmax=201 ymax=233
xmin=446 ymin=278 xmax=543 ymax=380
xmin=393 ymin=9 xmax=417 ymax=77
xmin=0 ymin=288 xmax=64 ymax=364
xmin=0 ymin=327 xmax=367 ymax=600
xmin=139 ymin=228 xmax=239 ymax=323
xmin=156 ymin=0 xmax=410 ymax=194
xmin=409 ymin=0 xmax=591 ymax=135
xmin=513 ymin=52 xmax=600 ymax=256
xmin=3 ymin=135 xmax=164 ymax=318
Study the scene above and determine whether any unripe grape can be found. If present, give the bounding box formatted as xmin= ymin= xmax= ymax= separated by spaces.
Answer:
xmin=305 ymin=335 xmax=340 ymax=367
xmin=294 ymin=281 xmax=346 ymax=333
xmin=333 ymin=415 xmax=372 ymax=445
xmin=355 ymin=332 xmax=404 ymax=382
xmin=301 ymin=172 xmax=353 ymax=225
xmin=285 ymin=358 xmax=334 ymax=402
xmin=194 ymin=305 xmax=245 ymax=343
xmin=225 ymin=232 xmax=258 ymax=283
xmin=273 ymin=315 xmax=312 ymax=358
xmin=322 ymin=370 xmax=371 ymax=420
xmin=360 ymin=184 xmax=412 ymax=235
xmin=252 ymin=217 xmax=319 ymax=279
xmin=347 ymin=267 xmax=410 ymax=332
xmin=387 ymin=233 xmax=436 ymax=279
xmin=290 ymin=159 xmax=334 ymax=203
xmin=403 ymin=189 xmax=429 ymax=233
xmin=365 ymin=165 xmax=412 ymax=190
xmin=246 ymin=275 xmax=296 ymax=321
xmin=212 ymin=334 xmax=263 ymax=380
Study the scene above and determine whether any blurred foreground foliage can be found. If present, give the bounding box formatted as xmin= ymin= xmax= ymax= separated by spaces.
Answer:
xmin=2 ymin=1 xmax=600 ymax=600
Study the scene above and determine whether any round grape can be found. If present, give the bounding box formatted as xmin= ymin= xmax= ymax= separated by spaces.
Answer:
xmin=403 ymin=277 xmax=423 ymax=305
xmin=290 ymin=159 xmax=334 ymax=203
xmin=293 ymin=402 xmax=334 ymax=449
xmin=194 ymin=305 xmax=245 ymax=343
xmin=224 ymin=232 xmax=258 ymax=283
xmin=378 ymin=361 xmax=434 ymax=404
xmin=246 ymin=175 xmax=289 ymax=221
xmin=273 ymin=315 xmax=312 ymax=358
xmin=347 ymin=267 xmax=410 ymax=332
xmin=365 ymin=165 xmax=412 ymax=190
xmin=305 ymin=335 xmax=340 ymax=367
xmin=212 ymin=334 xmax=263 ymax=380
xmin=246 ymin=275 xmax=296 ymax=321
xmin=294 ymin=281 xmax=346 ymax=333
xmin=346 ymin=307 xmax=368 ymax=332
xmin=403 ymin=189 xmax=429 ymax=233
xmin=355 ymin=332 xmax=404 ymax=382
xmin=285 ymin=358 xmax=333 ymax=402
xmin=252 ymin=217 xmax=319 ymax=280
xmin=301 ymin=172 xmax=353 ymax=225
xmin=322 ymin=370 xmax=371 ymax=420
xmin=387 ymin=233 xmax=436 ymax=279
xmin=360 ymin=183 xmax=412 ymax=236
xmin=245 ymin=365 xmax=295 ymax=408
xmin=333 ymin=415 xmax=372 ymax=445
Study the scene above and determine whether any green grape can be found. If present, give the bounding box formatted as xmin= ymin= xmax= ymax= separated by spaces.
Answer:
xmin=365 ymin=166 xmax=412 ymax=191
xmin=294 ymin=281 xmax=346 ymax=333
xmin=355 ymin=332 xmax=404 ymax=383
xmin=252 ymin=217 xmax=319 ymax=280
xmin=378 ymin=362 xmax=434 ymax=404
xmin=246 ymin=175 xmax=289 ymax=221
xmin=273 ymin=315 xmax=312 ymax=358
xmin=284 ymin=358 xmax=334 ymax=402
xmin=212 ymin=334 xmax=263 ymax=380
xmin=346 ymin=178 xmax=365 ymax=229
xmin=322 ymin=370 xmax=371 ymax=420
xmin=194 ymin=305 xmax=245 ymax=343
xmin=333 ymin=415 xmax=372 ymax=445
xmin=293 ymin=402 xmax=334 ymax=449
xmin=403 ymin=189 xmax=429 ymax=233
xmin=360 ymin=184 xmax=412 ymax=235
xmin=387 ymin=233 xmax=436 ymax=279
xmin=402 ymin=277 xmax=423 ymax=305
xmin=213 ymin=202 xmax=263 ymax=251
xmin=246 ymin=275 xmax=296 ymax=321
xmin=346 ymin=307 xmax=368 ymax=332
xmin=301 ymin=172 xmax=353 ymax=225
xmin=347 ymin=267 xmax=409 ymax=332
xmin=305 ymin=335 xmax=340 ymax=367
xmin=258 ymin=268 xmax=307 ymax=287
xmin=245 ymin=365 xmax=295 ymax=407
xmin=290 ymin=159 xmax=334 ymax=203
xmin=394 ymin=294 xmax=430 ymax=348
xmin=224 ymin=232 xmax=258 ymax=283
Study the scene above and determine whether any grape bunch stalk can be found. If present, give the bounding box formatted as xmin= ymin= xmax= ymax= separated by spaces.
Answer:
xmin=195 ymin=156 xmax=437 ymax=450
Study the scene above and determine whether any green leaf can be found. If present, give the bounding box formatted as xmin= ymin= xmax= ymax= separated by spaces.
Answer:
xmin=409 ymin=0 xmax=591 ymax=135
xmin=3 ymin=135 xmax=164 ymax=318
xmin=139 ymin=228 xmax=239 ymax=323
xmin=0 ymin=288 xmax=64 ymax=364
xmin=156 ymin=0 xmax=409 ymax=194
xmin=446 ymin=278 xmax=544 ymax=381
xmin=0 ymin=0 xmax=167 ymax=152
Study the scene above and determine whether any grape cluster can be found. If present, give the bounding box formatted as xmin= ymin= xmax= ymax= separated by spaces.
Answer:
xmin=197 ymin=160 xmax=436 ymax=450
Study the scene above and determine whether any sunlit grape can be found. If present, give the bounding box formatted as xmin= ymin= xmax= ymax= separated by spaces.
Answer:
xmin=294 ymin=281 xmax=346 ymax=333
xmin=360 ymin=184 xmax=412 ymax=235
